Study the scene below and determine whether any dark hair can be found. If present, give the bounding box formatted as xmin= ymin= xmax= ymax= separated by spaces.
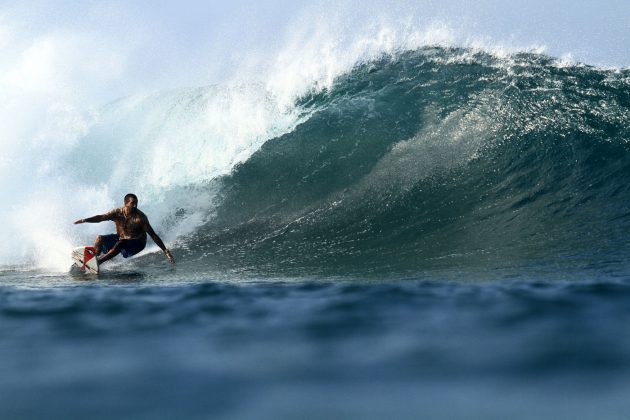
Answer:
xmin=124 ymin=193 xmax=138 ymax=204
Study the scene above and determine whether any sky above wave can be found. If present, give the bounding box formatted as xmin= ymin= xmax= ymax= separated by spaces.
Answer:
xmin=1 ymin=0 xmax=628 ymax=103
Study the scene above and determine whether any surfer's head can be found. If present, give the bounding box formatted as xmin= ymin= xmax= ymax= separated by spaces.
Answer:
xmin=124 ymin=193 xmax=138 ymax=212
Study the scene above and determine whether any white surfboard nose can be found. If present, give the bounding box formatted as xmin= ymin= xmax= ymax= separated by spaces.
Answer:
xmin=71 ymin=246 xmax=99 ymax=274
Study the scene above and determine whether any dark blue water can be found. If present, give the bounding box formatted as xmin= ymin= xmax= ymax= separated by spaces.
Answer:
xmin=2 ymin=274 xmax=630 ymax=419
xmin=2 ymin=48 xmax=630 ymax=419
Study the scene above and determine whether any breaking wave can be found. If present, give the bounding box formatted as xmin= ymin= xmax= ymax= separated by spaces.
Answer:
xmin=181 ymin=47 xmax=630 ymax=277
xmin=3 ymin=46 xmax=630 ymax=278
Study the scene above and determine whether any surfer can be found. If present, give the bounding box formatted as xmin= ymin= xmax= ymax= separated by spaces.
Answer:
xmin=74 ymin=193 xmax=175 ymax=265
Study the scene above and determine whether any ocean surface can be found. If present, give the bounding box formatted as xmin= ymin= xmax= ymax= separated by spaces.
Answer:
xmin=2 ymin=47 xmax=630 ymax=419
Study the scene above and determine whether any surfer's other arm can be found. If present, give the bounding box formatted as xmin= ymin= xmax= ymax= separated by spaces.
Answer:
xmin=74 ymin=214 xmax=110 ymax=224
xmin=145 ymin=221 xmax=175 ymax=263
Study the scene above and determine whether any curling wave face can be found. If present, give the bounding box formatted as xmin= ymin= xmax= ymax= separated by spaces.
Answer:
xmin=178 ymin=47 xmax=630 ymax=278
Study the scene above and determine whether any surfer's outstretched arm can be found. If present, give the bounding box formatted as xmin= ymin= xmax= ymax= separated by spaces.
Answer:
xmin=74 ymin=215 xmax=109 ymax=224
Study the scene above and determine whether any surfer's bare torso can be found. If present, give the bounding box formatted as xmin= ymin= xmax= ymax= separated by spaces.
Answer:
xmin=106 ymin=207 xmax=150 ymax=242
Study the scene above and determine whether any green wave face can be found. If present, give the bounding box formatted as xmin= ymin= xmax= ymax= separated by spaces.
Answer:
xmin=185 ymin=47 xmax=630 ymax=277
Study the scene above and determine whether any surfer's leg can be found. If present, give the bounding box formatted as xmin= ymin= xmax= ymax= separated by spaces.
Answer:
xmin=94 ymin=235 xmax=103 ymax=255
xmin=97 ymin=241 xmax=122 ymax=264
xmin=96 ymin=234 xmax=120 ymax=260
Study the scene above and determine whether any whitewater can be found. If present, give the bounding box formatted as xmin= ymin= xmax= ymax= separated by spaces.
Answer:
xmin=1 ymin=2 xmax=630 ymax=419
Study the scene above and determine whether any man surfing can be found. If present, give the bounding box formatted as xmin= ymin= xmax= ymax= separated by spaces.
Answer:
xmin=74 ymin=193 xmax=175 ymax=266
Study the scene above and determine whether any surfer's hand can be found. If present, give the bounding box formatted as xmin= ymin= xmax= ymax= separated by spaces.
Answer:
xmin=74 ymin=219 xmax=84 ymax=224
xmin=165 ymin=249 xmax=175 ymax=263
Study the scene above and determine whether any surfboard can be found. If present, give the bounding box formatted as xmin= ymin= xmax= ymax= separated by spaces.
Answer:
xmin=71 ymin=246 xmax=99 ymax=274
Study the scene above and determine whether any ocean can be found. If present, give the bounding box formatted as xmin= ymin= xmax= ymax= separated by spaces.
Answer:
xmin=1 ymin=47 xmax=630 ymax=419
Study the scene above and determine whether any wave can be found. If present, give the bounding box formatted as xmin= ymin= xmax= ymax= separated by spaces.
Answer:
xmin=177 ymin=47 xmax=630 ymax=277
xmin=3 ymin=46 xmax=629 ymax=277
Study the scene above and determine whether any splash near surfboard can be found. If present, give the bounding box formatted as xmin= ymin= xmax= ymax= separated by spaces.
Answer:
xmin=71 ymin=246 xmax=99 ymax=274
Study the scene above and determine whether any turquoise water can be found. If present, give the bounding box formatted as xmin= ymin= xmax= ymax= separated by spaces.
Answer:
xmin=186 ymin=48 xmax=630 ymax=278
